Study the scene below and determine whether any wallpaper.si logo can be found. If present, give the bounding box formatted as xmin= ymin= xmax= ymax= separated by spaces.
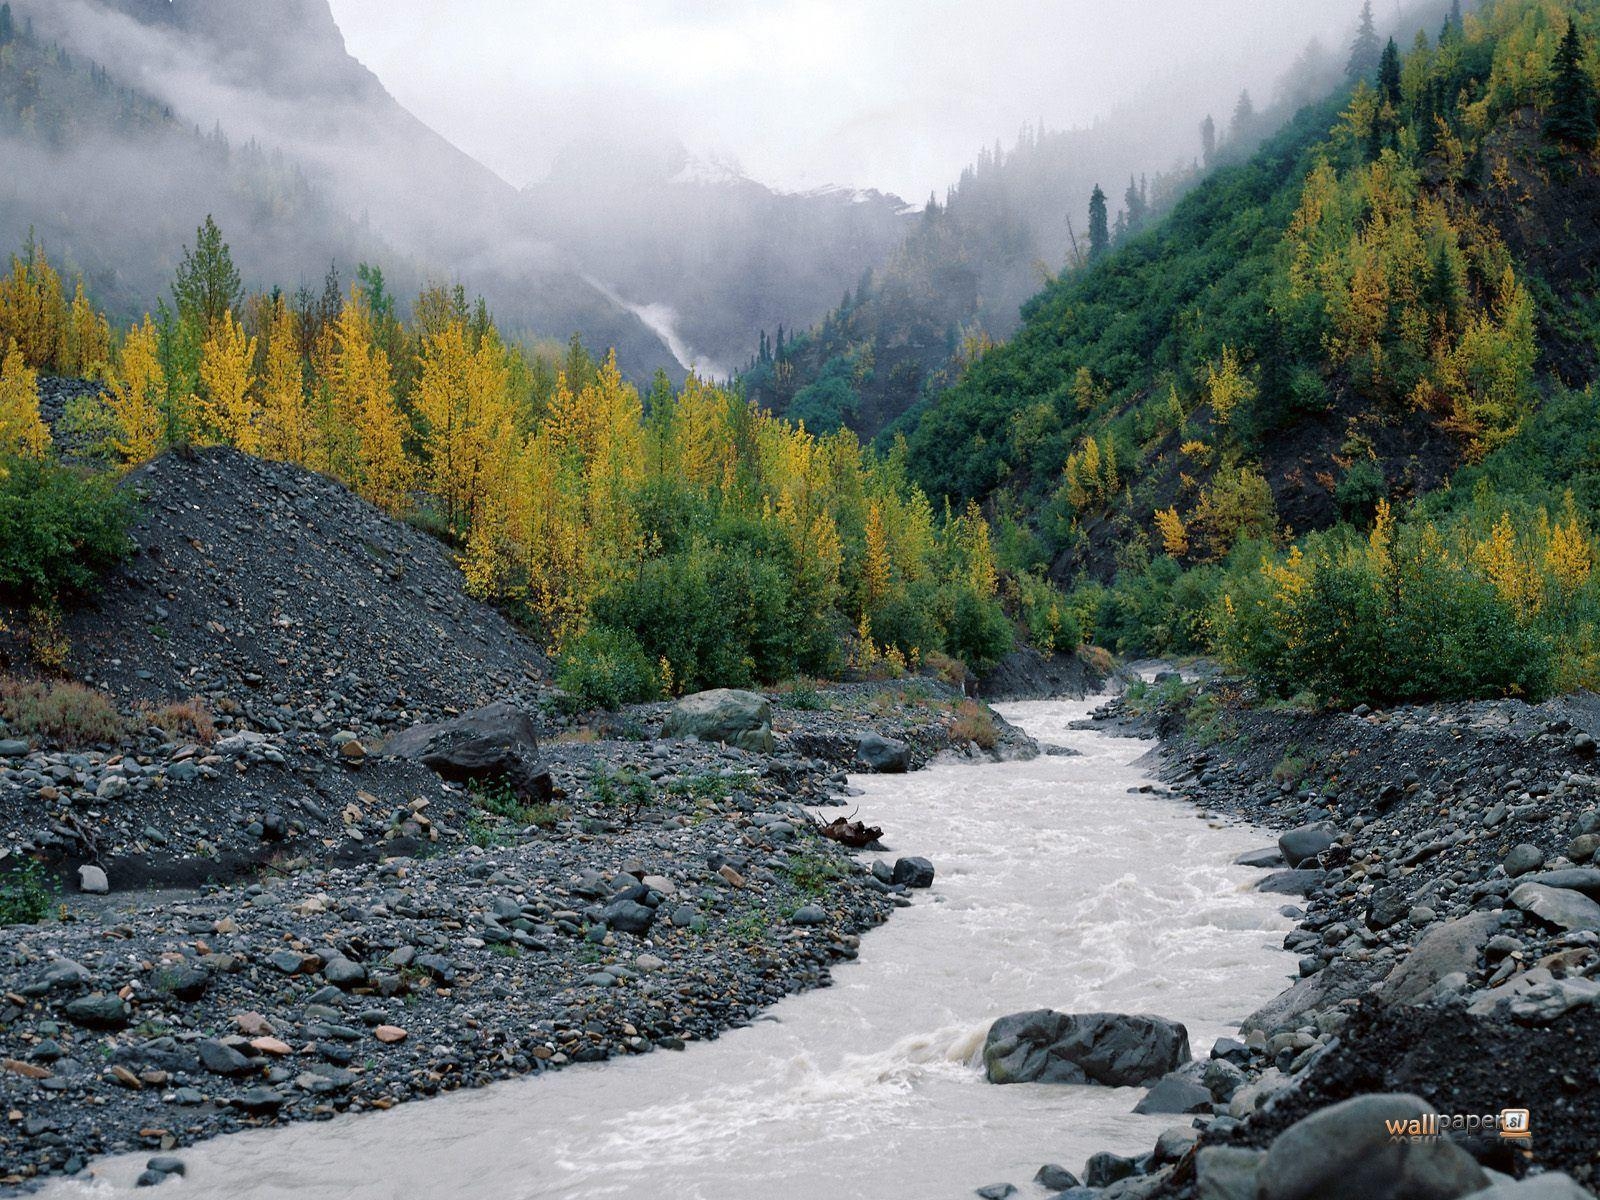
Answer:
xmin=1384 ymin=1110 xmax=1532 ymax=1142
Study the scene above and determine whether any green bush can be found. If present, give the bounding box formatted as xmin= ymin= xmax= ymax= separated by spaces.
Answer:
xmin=0 ymin=859 xmax=54 ymax=925
xmin=939 ymin=583 xmax=1013 ymax=672
xmin=0 ymin=457 xmax=134 ymax=607
xmin=555 ymin=627 xmax=662 ymax=712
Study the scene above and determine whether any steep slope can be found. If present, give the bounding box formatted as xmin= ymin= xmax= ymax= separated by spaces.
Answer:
xmin=906 ymin=0 xmax=1593 ymax=598
xmin=3 ymin=446 xmax=549 ymax=720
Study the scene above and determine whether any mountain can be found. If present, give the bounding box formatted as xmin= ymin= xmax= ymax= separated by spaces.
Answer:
xmin=740 ymin=42 xmax=1349 ymax=441
xmin=1 ymin=0 xmax=917 ymax=383
xmin=902 ymin=0 xmax=1600 ymax=678
xmin=520 ymin=137 xmax=913 ymax=379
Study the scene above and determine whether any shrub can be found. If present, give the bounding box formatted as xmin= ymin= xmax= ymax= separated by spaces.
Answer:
xmin=949 ymin=699 xmax=999 ymax=750
xmin=0 ymin=675 xmax=125 ymax=744
xmin=555 ymin=627 xmax=662 ymax=712
xmin=0 ymin=858 xmax=54 ymax=925
xmin=0 ymin=456 xmax=134 ymax=608
xmin=141 ymin=696 xmax=217 ymax=744
xmin=939 ymin=584 xmax=1013 ymax=673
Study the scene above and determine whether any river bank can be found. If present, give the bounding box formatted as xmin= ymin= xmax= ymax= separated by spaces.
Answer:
xmin=0 ymin=680 xmax=1038 ymax=1191
xmin=1061 ymin=677 xmax=1600 ymax=1198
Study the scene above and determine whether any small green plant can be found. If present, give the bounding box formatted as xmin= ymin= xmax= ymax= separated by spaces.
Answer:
xmin=779 ymin=679 xmax=827 ymax=710
xmin=1271 ymin=748 xmax=1309 ymax=785
xmin=949 ymin=699 xmax=999 ymax=750
xmin=0 ymin=456 xmax=135 ymax=610
xmin=782 ymin=851 xmax=846 ymax=896
xmin=469 ymin=778 xmax=527 ymax=821
xmin=466 ymin=813 xmax=516 ymax=849
xmin=725 ymin=908 xmax=774 ymax=941
xmin=555 ymin=627 xmax=663 ymax=712
xmin=0 ymin=859 xmax=55 ymax=925
xmin=488 ymin=942 xmax=521 ymax=959
xmin=588 ymin=766 xmax=653 ymax=822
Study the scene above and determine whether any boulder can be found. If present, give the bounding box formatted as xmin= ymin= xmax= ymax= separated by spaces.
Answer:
xmin=1034 ymin=1165 xmax=1081 ymax=1191
xmin=1234 ymin=847 xmax=1286 ymax=868
xmin=1510 ymin=881 xmax=1600 ymax=932
xmin=1133 ymin=1071 xmax=1213 ymax=1114
xmin=1242 ymin=956 xmax=1374 ymax=1035
xmin=1257 ymin=1094 xmax=1486 ymax=1200
xmin=855 ymin=732 xmax=911 ymax=773
xmin=1195 ymin=1147 xmax=1264 ymax=1200
xmin=1257 ymin=869 xmax=1326 ymax=896
xmin=77 ymin=864 xmax=109 ymax=894
xmin=1465 ymin=967 xmax=1600 ymax=1023
xmin=1521 ymin=868 xmax=1600 ymax=899
xmin=661 ymin=689 xmax=774 ymax=754
xmin=1380 ymin=910 xmax=1503 ymax=1007
xmin=983 ymin=1009 xmax=1189 ymax=1087
xmin=1502 ymin=844 xmax=1545 ymax=877
xmin=1278 ymin=825 xmax=1336 ymax=869
xmin=892 ymin=857 xmax=935 ymax=888
xmin=63 ymin=993 xmax=129 ymax=1029
xmin=385 ymin=702 xmax=552 ymax=801
xmin=602 ymin=898 xmax=655 ymax=936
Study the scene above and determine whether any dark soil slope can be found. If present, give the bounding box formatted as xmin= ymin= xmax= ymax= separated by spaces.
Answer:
xmin=7 ymin=447 xmax=546 ymax=728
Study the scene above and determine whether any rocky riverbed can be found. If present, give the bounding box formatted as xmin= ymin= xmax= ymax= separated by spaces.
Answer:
xmin=973 ymin=677 xmax=1600 ymax=1200
xmin=0 ymin=678 xmax=1036 ymax=1190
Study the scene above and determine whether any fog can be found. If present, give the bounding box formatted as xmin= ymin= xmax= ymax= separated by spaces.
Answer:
xmin=1 ymin=0 xmax=1438 ymax=378
xmin=327 ymin=0 xmax=1363 ymax=200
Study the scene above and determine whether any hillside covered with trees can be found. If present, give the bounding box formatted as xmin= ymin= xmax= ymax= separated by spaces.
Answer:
xmin=905 ymin=0 xmax=1600 ymax=705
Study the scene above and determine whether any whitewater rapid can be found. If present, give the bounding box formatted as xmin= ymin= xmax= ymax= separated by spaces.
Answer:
xmin=50 ymin=697 xmax=1296 ymax=1199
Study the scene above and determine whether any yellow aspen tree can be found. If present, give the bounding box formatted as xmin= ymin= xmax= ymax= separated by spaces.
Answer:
xmin=0 ymin=243 xmax=66 ymax=370
xmin=0 ymin=341 xmax=50 ymax=458
xmin=106 ymin=316 xmax=166 ymax=464
xmin=861 ymin=500 xmax=892 ymax=616
xmin=354 ymin=342 xmax=413 ymax=514
xmin=1205 ymin=346 xmax=1257 ymax=426
xmin=258 ymin=298 xmax=312 ymax=464
xmin=63 ymin=282 xmax=111 ymax=378
xmin=198 ymin=311 xmax=259 ymax=452
xmin=1154 ymin=507 xmax=1189 ymax=557
xmin=1544 ymin=494 xmax=1593 ymax=596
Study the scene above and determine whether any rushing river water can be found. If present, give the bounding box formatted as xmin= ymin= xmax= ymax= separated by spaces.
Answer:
xmin=53 ymin=698 xmax=1296 ymax=1200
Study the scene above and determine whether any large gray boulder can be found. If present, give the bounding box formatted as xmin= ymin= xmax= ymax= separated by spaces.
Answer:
xmin=1380 ymin=910 xmax=1504 ymax=1007
xmin=1194 ymin=1147 xmax=1264 ymax=1200
xmin=661 ymin=689 xmax=774 ymax=754
xmin=384 ymin=702 xmax=552 ymax=801
xmin=1279 ymin=824 xmax=1336 ymax=868
xmin=855 ymin=732 xmax=910 ymax=773
xmin=1510 ymin=882 xmax=1600 ymax=932
xmin=983 ymin=1009 xmax=1190 ymax=1087
xmin=1257 ymin=1093 xmax=1487 ymax=1200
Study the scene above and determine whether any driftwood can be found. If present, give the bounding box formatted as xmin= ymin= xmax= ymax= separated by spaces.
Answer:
xmin=809 ymin=809 xmax=883 ymax=849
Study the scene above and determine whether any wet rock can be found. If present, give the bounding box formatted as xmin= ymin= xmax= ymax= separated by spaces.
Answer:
xmin=1466 ymin=1175 xmax=1595 ymax=1199
xmin=892 ymin=857 xmax=935 ymax=888
xmin=975 ymin=1185 xmax=1017 ymax=1200
xmin=1257 ymin=869 xmax=1326 ymax=896
xmin=984 ymin=1009 xmax=1190 ymax=1087
xmin=1035 ymin=1164 xmax=1081 ymax=1191
xmin=855 ymin=732 xmax=910 ymax=773
xmin=1083 ymin=1152 xmax=1139 ymax=1188
xmin=790 ymin=904 xmax=827 ymax=926
xmin=1257 ymin=1093 xmax=1486 ymax=1200
xmin=1278 ymin=825 xmax=1335 ymax=868
xmin=660 ymin=689 xmax=774 ymax=754
xmin=1235 ymin=846 xmax=1286 ymax=868
xmin=1133 ymin=1071 xmax=1213 ymax=1114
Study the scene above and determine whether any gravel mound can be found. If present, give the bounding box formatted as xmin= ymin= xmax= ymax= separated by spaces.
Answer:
xmin=33 ymin=446 xmax=547 ymax=726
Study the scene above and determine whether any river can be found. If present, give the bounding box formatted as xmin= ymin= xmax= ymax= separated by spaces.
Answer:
xmin=51 ymin=697 xmax=1296 ymax=1199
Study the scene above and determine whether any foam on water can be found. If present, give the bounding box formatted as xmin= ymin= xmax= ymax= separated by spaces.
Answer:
xmin=47 ymin=698 xmax=1297 ymax=1200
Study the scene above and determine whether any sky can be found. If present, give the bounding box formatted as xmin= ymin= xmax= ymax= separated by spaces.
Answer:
xmin=325 ymin=0 xmax=1362 ymax=199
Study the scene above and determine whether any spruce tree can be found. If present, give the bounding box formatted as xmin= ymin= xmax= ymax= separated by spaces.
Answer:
xmin=1230 ymin=90 xmax=1255 ymax=139
xmin=0 ymin=4 xmax=13 ymax=46
xmin=1378 ymin=38 xmax=1402 ymax=107
xmin=1123 ymin=176 xmax=1148 ymax=238
xmin=1545 ymin=22 xmax=1598 ymax=150
xmin=1347 ymin=0 xmax=1381 ymax=81
xmin=1200 ymin=114 xmax=1217 ymax=168
xmin=1088 ymin=186 xmax=1109 ymax=261
xmin=172 ymin=215 xmax=242 ymax=335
